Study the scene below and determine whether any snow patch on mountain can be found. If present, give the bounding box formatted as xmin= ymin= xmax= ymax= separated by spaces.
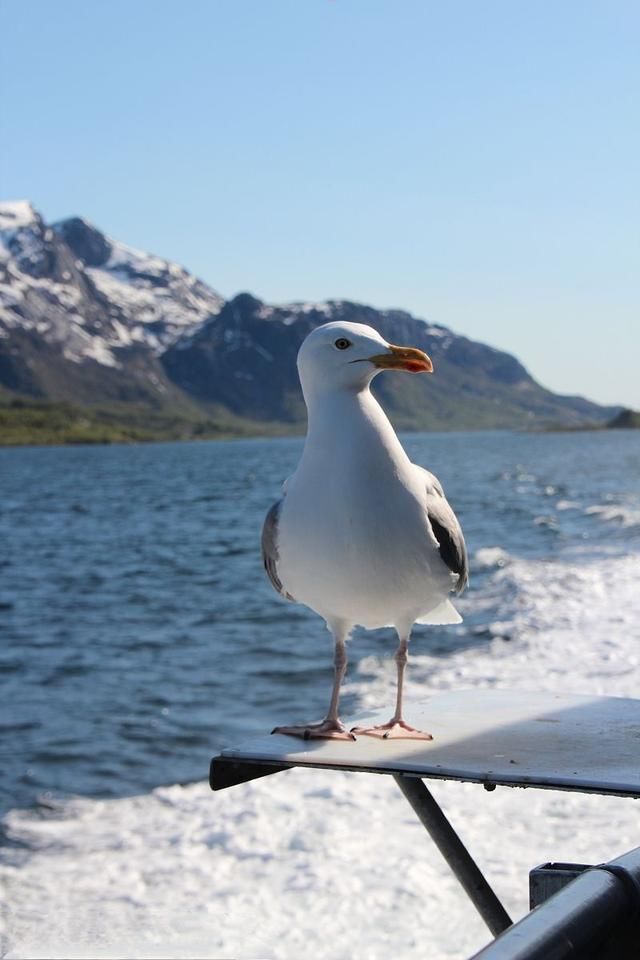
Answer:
xmin=285 ymin=300 xmax=337 ymax=316
xmin=0 ymin=200 xmax=40 ymax=235
xmin=0 ymin=203 xmax=224 ymax=370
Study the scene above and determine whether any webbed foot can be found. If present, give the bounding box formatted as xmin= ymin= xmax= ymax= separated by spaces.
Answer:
xmin=350 ymin=719 xmax=433 ymax=741
xmin=272 ymin=718 xmax=356 ymax=741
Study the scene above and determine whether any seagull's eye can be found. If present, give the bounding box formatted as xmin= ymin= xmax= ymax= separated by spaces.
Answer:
xmin=334 ymin=338 xmax=352 ymax=350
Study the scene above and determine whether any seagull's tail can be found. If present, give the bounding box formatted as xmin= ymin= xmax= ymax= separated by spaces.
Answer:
xmin=416 ymin=599 xmax=462 ymax=625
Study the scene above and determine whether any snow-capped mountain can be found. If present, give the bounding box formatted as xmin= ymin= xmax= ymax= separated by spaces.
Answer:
xmin=0 ymin=201 xmax=223 ymax=404
xmin=0 ymin=201 xmax=619 ymax=430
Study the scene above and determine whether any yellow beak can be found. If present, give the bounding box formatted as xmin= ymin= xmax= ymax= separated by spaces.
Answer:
xmin=367 ymin=343 xmax=434 ymax=374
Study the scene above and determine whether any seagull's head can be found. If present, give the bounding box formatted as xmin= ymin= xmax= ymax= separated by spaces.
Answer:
xmin=297 ymin=321 xmax=433 ymax=397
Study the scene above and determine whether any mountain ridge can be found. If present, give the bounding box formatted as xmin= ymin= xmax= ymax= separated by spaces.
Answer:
xmin=0 ymin=201 xmax=621 ymax=441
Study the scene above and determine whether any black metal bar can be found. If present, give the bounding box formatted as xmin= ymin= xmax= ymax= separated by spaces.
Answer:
xmin=393 ymin=774 xmax=512 ymax=937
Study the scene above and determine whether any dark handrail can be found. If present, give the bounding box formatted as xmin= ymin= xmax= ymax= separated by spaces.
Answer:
xmin=470 ymin=847 xmax=640 ymax=959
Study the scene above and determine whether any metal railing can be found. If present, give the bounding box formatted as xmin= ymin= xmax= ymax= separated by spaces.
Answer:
xmin=470 ymin=847 xmax=640 ymax=959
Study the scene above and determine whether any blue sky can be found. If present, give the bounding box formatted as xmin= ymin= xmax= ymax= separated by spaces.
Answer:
xmin=3 ymin=0 xmax=638 ymax=407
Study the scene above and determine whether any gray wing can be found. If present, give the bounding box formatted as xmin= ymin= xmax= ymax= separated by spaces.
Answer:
xmin=261 ymin=500 xmax=295 ymax=602
xmin=420 ymin=468 xmax=469 ymax=594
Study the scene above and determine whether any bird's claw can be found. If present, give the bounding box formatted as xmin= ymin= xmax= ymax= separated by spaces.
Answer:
xmin=272 ymin=720 xmax=356 ymax=741
xmin=351 ymin=719 xmax=433 ymax=741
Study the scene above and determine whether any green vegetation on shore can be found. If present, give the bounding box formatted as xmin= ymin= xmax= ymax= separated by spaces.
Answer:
xmin=0 ymin=399 xmax=292 ymax=446
xmin=607 ymin=408 xmax=640 ymax=430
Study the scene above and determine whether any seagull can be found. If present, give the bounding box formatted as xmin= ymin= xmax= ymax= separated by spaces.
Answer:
xmin=262 ymin=321 xmax=468 ymax=741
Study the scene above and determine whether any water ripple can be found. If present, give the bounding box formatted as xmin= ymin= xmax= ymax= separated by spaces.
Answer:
xmin=1 ymin=430 xmax=639 ymax=817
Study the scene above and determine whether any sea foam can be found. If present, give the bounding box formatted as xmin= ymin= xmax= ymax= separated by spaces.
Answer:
xmin=3 ymin=551 xmax=640 ymax=960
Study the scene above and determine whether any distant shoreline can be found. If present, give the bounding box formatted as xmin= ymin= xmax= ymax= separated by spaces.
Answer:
xmin=1 ymin=399 xmax=636 ymax=448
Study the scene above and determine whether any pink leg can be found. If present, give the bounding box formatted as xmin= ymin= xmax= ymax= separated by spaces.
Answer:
xmin=352 ymin=634 xmax=433 ymax=741
xmin=272 ymin=626 xmax=356 ymax=741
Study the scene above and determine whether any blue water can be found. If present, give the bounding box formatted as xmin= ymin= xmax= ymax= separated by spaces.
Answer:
xmin=2 ymin=430 xmax=640 ymax=821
